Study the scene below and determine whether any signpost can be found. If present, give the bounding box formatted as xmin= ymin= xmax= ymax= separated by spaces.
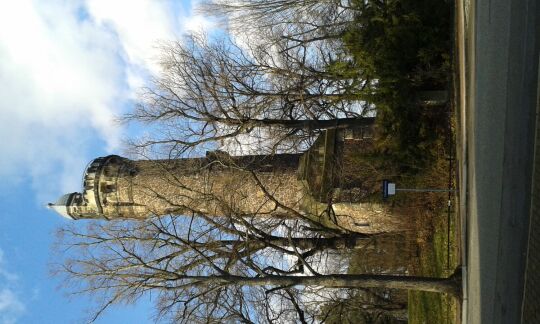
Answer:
xmin=382 ymin=179 xmax=457 ymax=274
xmin=382 ymin=180 xmax=456 ymax=199
xmin=382 ymin=180 xmax=395 ymax=198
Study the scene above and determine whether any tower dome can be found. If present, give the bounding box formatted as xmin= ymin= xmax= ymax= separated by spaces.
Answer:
xmin=48 ymin=155 xmax=142 ymax=220
xmin=47 ymin=192 xmax=82 ymax=220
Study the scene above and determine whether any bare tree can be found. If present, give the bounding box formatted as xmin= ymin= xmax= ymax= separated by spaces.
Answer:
xmin=55 ymin=212 xmax=460 ymax=323
xmin=53 ymin=150 xmax=458 ymax=323
xmin=128 ymin=34 xmax=373 ymax=156
xmin=199 ymin=0 xmax=357 ymax=50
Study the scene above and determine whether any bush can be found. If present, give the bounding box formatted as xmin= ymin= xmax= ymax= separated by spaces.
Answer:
xmin=340 ymin=0 xmax=453 ymax=171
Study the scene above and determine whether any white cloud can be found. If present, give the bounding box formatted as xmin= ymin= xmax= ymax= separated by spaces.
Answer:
xmin=0 ymin=249 xmax=18 ymax=286
xmin=0 ymin=0 xmax=125 ymax=198
xmin=0 ymin=248 xmax=25 ymax=324
xmin=0 ymin=0 xmax=207 ymax=202
xmin=86 ymin=0 xmax=216 ymax=77
xmin=85 ymin=0 xmax=183 ymax=75
xmin=182 ymin=14 xmax=215 ymax=35
xmin=0 ymin=289 xmax=25 ymax=324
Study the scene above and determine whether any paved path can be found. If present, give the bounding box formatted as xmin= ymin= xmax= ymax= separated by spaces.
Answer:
xmin=458 ymin=0 xmax=540 ymax=323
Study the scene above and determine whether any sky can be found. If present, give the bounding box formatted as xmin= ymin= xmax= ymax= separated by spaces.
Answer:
xmin=0 ymin=0 xmax=214 ymax=322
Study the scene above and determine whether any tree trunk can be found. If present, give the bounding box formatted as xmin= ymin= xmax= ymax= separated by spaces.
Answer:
xmin=216 ymin=234 xmax=373 ymax=250
xmin=189 ymin=269 xmax=462 ymax=297
xmin=217 ymin=117 xmax=375 ymax=130
xmin=250 ymin=117 xmax=375 ymax=130
xmin=263 ymin=234 xmax=372 ymax=250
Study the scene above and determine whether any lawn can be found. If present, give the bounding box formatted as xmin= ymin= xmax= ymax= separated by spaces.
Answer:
xmin=407 ymin=10 xmax=462 ymax=321
xmin=407 ymin=196 xmax=460 ymax=324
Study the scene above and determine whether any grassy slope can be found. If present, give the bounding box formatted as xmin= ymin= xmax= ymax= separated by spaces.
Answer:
xmin=405 ymin=101 xmax=459 ymax=323
xmin=408 ymin=10 xmax=462 ymax=321
xmin=408 ymin=204 xmax=459 ymax=324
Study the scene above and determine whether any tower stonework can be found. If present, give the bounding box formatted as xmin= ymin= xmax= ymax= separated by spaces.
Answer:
xmin=48 ymin=153 xmax=304 ymax=220
xmin=49 ymin=127 xmax=406 ymax=233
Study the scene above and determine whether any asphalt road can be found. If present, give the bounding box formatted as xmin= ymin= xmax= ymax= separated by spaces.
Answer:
xmin=460 ymin=0 xmax=540 ymax=323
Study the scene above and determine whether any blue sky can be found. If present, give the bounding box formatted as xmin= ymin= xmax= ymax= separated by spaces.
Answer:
xmin=0 ymin=0 xmax=214 ymax=322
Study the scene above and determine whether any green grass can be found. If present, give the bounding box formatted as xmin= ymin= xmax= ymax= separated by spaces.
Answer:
xmin=408 ymin=204 xmax=459 ymax=324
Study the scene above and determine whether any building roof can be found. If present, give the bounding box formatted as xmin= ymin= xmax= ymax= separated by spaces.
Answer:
xmin=47 ymin=193 xmax=77 ymax=220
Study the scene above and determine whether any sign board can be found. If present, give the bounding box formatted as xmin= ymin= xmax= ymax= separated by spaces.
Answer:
xmin=382 ymin=180 xmax=396 ymax=199
xmin=388 ymin=182 xmax=396 ymax=195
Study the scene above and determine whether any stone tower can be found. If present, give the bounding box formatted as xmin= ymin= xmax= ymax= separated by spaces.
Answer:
xmin=48 ymin=153 xmax=304 ymax=220
xmin=48 ymin=125 xmax=405 ymax=233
